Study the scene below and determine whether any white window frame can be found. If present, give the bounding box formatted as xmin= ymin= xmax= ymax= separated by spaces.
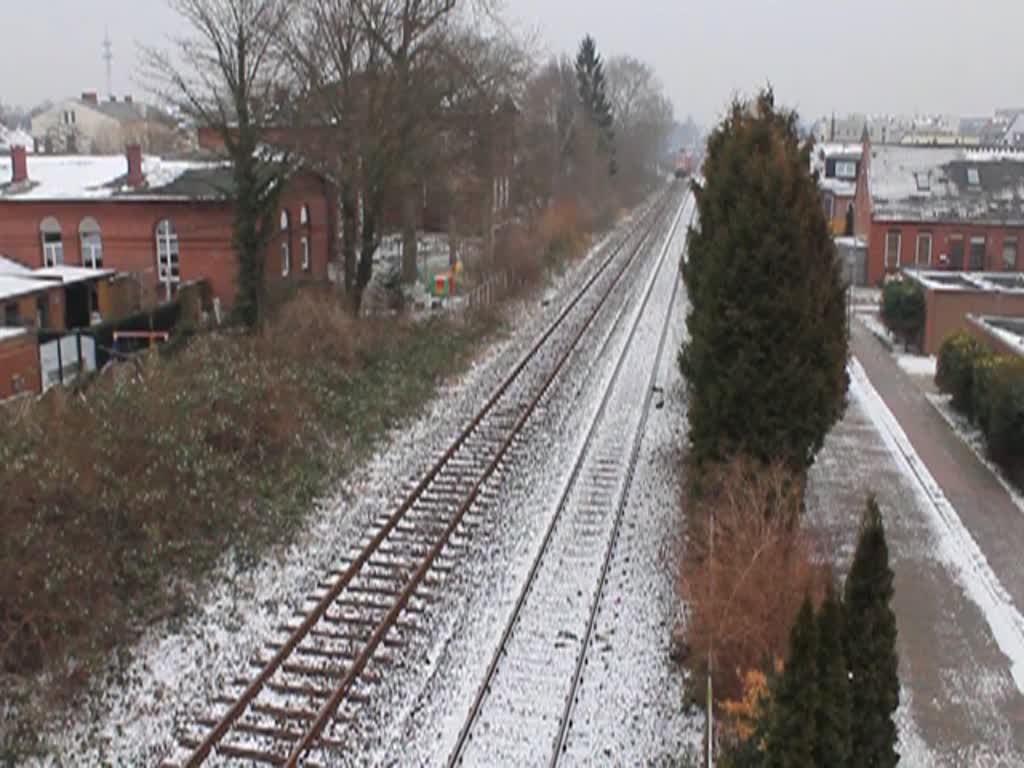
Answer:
xmin=967 ymin=167 xmax=980 ymax=187
xmin=81 ymin=232 xmax=103 ymax=268
xmin=1003 ymin=237 xmax=1019 ymax=270
xmin=42 ymin=232 xmax=64 ymax=267
xmin=300 ymin=206 xmax=311 ymax=271
xmin=915 ymin=233 xmax=932 ymax=266
xmin=885 ymin=230 xmax=901 ymax=268
xmin=280 ymin=210 xmax=291 ymax=277
xmin=835 ymin=160 xmax=857 ymax=180
xmin=155 ymin=219 xmax=180 ymax=301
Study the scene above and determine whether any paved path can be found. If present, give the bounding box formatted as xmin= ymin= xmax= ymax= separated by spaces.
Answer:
xmin=842 ymin=319 xmax=1024 ymax=762
xmin=852 ymin=319 xmax=1024 ymax=612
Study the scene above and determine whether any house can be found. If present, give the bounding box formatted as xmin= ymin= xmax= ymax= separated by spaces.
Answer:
xmin=0 ymin=256 xmax=120 ymax=398
xmin=853 ymin=141 xmax=1024 ymax=285
xmin=813 ymin=143 xmax=862 ymax=236
xmin=0 ymin=145 xmax=336 ymax=309
xmin=1004 ymin=114 xmax=1024 ymax=149
xmin=30 ymin=93 xmax=184 ymax=154
xmin=904 ymin=270 xmax=1024 ymax=355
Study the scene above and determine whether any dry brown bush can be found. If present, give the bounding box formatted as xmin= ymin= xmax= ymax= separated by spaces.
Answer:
xmin=260 ymin=286 xmax=362 ymax=367
xmin=679 ymin=457 xmax=829 ymax=705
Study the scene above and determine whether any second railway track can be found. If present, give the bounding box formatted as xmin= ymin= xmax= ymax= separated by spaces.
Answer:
xmin=447 ymin=186 xmax=692 ymax=768
xmin=162 ymin=184 xmax=686 ymax=767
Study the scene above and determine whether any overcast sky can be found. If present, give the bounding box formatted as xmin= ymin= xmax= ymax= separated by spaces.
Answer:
xmin=2 ymin=0 xmax=1023 ymax=127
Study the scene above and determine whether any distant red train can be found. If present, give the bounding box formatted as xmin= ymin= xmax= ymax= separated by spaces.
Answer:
xmin=673 ymin=150 xmax=696 ymax=179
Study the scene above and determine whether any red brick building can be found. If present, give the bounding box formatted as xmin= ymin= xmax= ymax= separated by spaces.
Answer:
xmin=906 ymin=270 xmax=1024 ymax=354
xmin=0 ymin=146 xmax=336 ymax=308
xmin=854 ymin=141 xmax=1024 ymax=285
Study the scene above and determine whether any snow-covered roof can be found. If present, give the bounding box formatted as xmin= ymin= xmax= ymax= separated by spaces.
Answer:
xmin=970 ymin=315 xmax=1024 ymax=358
xmin=906 ymin=268 xmax=1024 ymax=294
xmin=0 ymin=254 xmax=32 ymax=275
xmin=0 ymin=327 xmax=28 ymax=343
xmin=812 ymin=143 xmax=862 ymax=198
xmin=0 ymin=264 xmax=113 ymax=302
xmin=868 ymin=145 xmax=1024 ymax=225
xmin=0 ymin=154 xmax=230 ymax=202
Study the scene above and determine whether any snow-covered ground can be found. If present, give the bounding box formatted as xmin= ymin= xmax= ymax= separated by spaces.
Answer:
xmin=807 ymin=362 xmax=1024 ymax=765
xmin=897 ymin=353 xmax=937 ymax=378
xmin=33 ymin=195 xmax=662 ymax=765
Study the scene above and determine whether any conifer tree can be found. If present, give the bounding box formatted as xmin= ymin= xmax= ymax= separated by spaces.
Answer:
xmin=765 ymin=595 xmax=818 ymax=768
xmin=814 ymin=584 xmax=852 ymax=768
xmin=575 ymin=35 xmax=616 ymax=173
xmin=844 ymin=496 xmax=900 ymax=768
xmin=680 ymin=89 xmax=848 ymax=472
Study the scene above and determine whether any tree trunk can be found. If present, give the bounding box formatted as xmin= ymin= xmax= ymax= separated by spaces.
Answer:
xmin=355 ymin=203 xmax=378 ymax=315
xmin=401 ymin=178 xmax=419 ymax=284
xmin=341 ymin=181 xmax=358 ymax=304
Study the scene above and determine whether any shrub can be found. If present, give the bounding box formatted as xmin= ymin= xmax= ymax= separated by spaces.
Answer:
xmin=881 ymin=278 xmax=925 ymax=351
xmin=971 ymin=352 xmax=1000 ymax=434
xmin=679 ymin=457 xmax=829 ymax=705
xmin=936 ymin=332 xmax=988 ymax=416
xmin=984 ymin=358 xmax=1024 ymax=484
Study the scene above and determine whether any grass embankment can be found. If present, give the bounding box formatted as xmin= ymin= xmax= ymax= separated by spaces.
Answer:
xmin=0 ymin=289 xmax=500 ymax=759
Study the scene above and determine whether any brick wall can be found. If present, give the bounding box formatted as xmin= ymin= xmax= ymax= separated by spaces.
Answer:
xmin=923 ymin=288 xmax=1024 ymax=355
xmin=867 ymin=221 xmax=1024 ymax=286
xmin=0 ymin=331 xmax=40 ymax=398
xmin=0 ymin=171 xmax=334 ymax=309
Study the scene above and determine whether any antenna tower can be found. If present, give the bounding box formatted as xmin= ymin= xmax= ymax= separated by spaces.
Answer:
xmin=103 ymin=29 xmax=113 ymax=99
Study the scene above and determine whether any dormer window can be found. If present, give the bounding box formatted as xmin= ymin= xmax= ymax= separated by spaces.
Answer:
xmin=835 ymin=161 xmax=857 ymax=180
xmin=914 ymin=172 xmax=931 ymax=192
xmin=967 ymin=167 xmax=980 ymax=187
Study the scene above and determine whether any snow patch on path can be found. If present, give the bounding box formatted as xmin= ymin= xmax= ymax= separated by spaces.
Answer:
xmin=850 ymin=358 xmax=1024 ymax=695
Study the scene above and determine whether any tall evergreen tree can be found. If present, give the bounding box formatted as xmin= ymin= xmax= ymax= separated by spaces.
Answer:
xmin=844 ymin=496 xmax=900 ymax=768
xmin=765 ymin=595 xmax=818 ymax=768
xmin=575 ymin=35 xmax=616 ymax=173
xmin=815 ymin=584 xmax=852 ymax=768
xmin=680 ymin=89 xmax=848 ymax=472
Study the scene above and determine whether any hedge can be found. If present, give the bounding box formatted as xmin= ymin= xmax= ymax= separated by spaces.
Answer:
xmin=936 ymin=332 xmax=989 ymax=417
xmin=936 ymin=331 xmax=1024 ymax=486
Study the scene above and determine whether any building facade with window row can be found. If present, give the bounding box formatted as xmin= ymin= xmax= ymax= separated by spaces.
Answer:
xmin=0 ymin=146 xmax=335 ymax=308
xmin=854 ymin=141 xmax=1024 ymax=285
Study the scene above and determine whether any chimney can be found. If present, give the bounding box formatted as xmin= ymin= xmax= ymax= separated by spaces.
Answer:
xmin=81 ymin=91 xmax=99 ymax=106
xmin=125 ymin=144 xmax=144 ymax=188
xmin=10 ymin=146 xmax=28 ymax=184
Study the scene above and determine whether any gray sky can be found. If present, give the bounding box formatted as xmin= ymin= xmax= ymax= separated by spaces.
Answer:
xmin=2 ymin=0 xmax=1023 ymax=126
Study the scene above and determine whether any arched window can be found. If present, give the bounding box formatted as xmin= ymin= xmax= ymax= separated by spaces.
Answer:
xmin=155 ymin=219 xmax=180 ymax=301
xmin=300 ymin=205 xmax=311 ymax=272
xmin=40 ymin=217 xmax=64 ymax=267
xmin=280 ymin=210 xmax=291 ymax=277
xmin=79 ymin=217 xmax=103 ymax=269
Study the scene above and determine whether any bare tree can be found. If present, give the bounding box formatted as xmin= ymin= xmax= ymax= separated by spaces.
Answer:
xmin=148 ymin=0 xmax=292 ymax=329
xmin=606 ymin=55 xmax=674 ymax=193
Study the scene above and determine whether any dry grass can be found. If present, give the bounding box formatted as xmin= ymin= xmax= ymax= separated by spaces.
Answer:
xmin=0 ymin=287 xmax=499 ymax=760
xmin=678 ymin=457 xmax=829 ymax=705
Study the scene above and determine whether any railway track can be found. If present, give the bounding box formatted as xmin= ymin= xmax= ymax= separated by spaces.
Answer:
xmin=447 ymin=192 xmax=691 ymax=767
xmin=162 ymin=186 xmax=683 ymax=767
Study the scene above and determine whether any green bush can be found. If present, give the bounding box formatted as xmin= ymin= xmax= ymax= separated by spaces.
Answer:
xmin=971 ymin=353 xmax=1000 ymax=434
xmin=936 ymin=332 xmax=989 ymax=417
xmin=983 ymin=359 xmax=1024 ymax=484
xmin=881 ymin=279 xmax=925 ymax=351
